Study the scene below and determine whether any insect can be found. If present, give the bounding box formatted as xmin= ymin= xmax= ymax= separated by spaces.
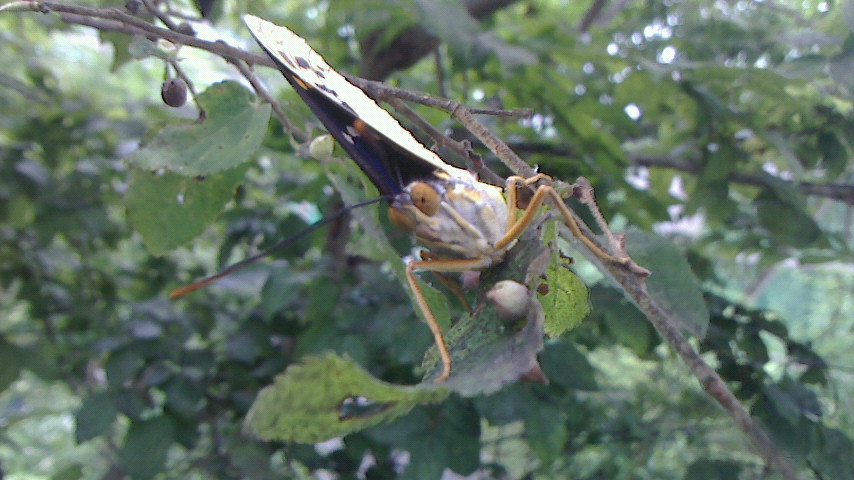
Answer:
xmin=242 ymin=15 xmax=633 ymax=381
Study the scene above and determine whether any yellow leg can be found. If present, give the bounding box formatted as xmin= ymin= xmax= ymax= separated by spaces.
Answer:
xmin=406 ymin=256 xmax=492 ymax=382
xmin=498 ymin=176 xmax=630 ymax=266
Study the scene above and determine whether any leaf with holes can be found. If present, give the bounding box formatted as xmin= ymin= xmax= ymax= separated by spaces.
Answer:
xmin=126 ymin=81 xmax=270 ymax=176
xmin=126 ymin=164 xmax=248 ymax=255
xmin=244 ymin=354 xmax=449 ymax=443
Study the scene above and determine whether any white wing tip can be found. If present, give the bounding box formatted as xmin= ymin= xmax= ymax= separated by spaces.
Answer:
xmin=242 ymin=14 xmax=266 ymax=31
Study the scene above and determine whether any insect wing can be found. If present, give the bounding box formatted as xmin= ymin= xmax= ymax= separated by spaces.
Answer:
xmin=243 ymin=15 xmax=466 ymax=195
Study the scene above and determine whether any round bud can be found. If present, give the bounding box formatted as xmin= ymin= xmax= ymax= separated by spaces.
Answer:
xmin=161 ymin=78 xmax=188 ymax=108
xmin=176 ymin=22 xmax=196 ymax=37
xmin=125 ymin=0 xmax=141 ymax=14
xmin=309 ymin=134 xmax=335 ymax=160
xmin=486 ymin=280 xmax=531 ymax=321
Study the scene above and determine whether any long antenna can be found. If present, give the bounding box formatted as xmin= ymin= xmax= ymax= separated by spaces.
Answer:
xmin=170 ymin=196 xmax=391 ymax=299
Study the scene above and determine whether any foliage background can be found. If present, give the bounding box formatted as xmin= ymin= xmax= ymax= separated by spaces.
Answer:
xmin=1 ymin=0 xmax=853 ymax=479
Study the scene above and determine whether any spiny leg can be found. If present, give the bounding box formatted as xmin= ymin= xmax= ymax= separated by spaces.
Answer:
xmin=406 ymin=256 xmax=493 ymax=382
xmin=498 ymin=175 xmax=631 ymax=266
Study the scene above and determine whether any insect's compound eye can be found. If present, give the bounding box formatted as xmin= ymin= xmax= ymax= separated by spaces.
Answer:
xmin=409 ymin=182 xmax=441 ymax=216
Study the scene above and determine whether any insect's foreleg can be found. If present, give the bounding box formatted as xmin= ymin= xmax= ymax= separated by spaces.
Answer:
xmin=406 ymin=256 xmax=493 ymax=382
xmin=498 ymin=176 xmax=631 ymax=266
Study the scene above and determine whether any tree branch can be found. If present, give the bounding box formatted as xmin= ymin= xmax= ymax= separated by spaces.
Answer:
xmin=510 ymin=141 xmax=854 ymax=206
xmin=360 ymin=0 xmax=524 ymax=80
xmin=633 ymin=153 xmax=854 ymax=206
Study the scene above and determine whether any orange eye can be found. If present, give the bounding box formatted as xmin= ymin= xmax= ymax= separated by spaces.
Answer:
xmin=409 ymin=182 xmax=441 ymax=216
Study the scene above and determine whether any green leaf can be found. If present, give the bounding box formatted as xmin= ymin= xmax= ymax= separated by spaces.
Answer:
xmin=126 ymin=81 xmax=271 ymax=176
xmin=603 ymin=300 xmax=657 ymax=354
xmin=75 ymin=392 xmax=118 ymax=443
xmin=817 ymin=131 xmax=847 ymax=180
xmin=539 ymin=262 xmax=590 ymax=338
xmin=416 ymin=0 xmax=481 ymax=64
xmin=125 ymin=164 xmax=249 ymax=255
xmin=104 ymin=346 xmax=144 ymax=388
xmin=259 ymin=264 xmax=313 ymax=318
xmin=244 ymin=354 xmax=450 ymax=443
xmin=683 ymin=460 xmax=742 ymax=480
xmin=752 ymin=394 xmax=810 ymax=459
xmin=830 ymin=36 xmax=854 ymax=91
xmin=121 ymin=416 xmax=175 ymax=480
xmin=539 ymin=341 xmax=598 ymax=391
xmin=51 ymin=463 xmax=84 ymax=480
xmin=405 ymin=403 xmax=480 ymax=478
xmin=778 ymin=54 xmax=827 ymax=79
xmin=625 ymin=230 xmax=710 ymax=338
xmin=367 ymin=398 xmax=481 ymax=479
xmin=808 ymin=426 xmax=854 ymax=480
xmin=525 ymin=402 xmax=568 ymax=465
xmin=755 ymin=199 xmax=822 ymax=248
xmin=420 ymin=228 xmax=550 ymax=395
xmin=0 ymin=335 xmax=25 ymax=393
xmin=163 ymin=376 xmax=206 ymax=418
xmin=844 ymin=1 xmax=854 ymax=32
xmin=99 ymin=31 xmax=134 ymax=72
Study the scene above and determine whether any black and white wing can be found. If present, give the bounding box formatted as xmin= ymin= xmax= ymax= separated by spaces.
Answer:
xmin=243 ymin=15 xmax=472 ymax=196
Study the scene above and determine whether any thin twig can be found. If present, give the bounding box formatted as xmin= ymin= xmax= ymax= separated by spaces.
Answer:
xmin=141 ymin=0 xmax=179 ymax=31
xmin=633 ymin=153 xmax=854 ymax=206
xmin=226 ymin=57 xmax=309 ymax=142
xmin=610 ymin=264 xmax=801 ymax=480
xmin=511 ymin=141 xmax=854 ymax=206
xmin=433 ymin=45 xmax=447 ymax=98
xmin=450 ymin=103 xmax=537 ymax=178
xmin=387 ymin=97 xmax=506 ymax=184
xmin=349 ymin=75 xmax=533 ymax=118
xmin=164 ymin=56 xmax=205 ymax=120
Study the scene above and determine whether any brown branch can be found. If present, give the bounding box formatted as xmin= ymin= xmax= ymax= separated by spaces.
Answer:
xmin=633 ymin=153 xmax=854 ymax=206
xmin=510 ymin=142 xmax=854 ymax=206
xmin=433 ymin=45 xmax=447 ymax=99
xmin=386 ymin=97 xmax=504 ymax=186
xmin=578 ymin=0 xmax=609 ymax=33
xmin=140 ymin=0 xmax=179 ymax=31
xmin=360 ymin=0 xmax=523 ymax=80
xmin=163 ymin=56 xmax=204 ymax=119
xmin=37 ymin=1 xmax=276 ymax=66
xmin=348 ymin=75 xmax=532 ymax=117
xmin=608 ymin=262 xmax=801 ymax=480
xmin=226 ymin=58 xmax=309 ymax=142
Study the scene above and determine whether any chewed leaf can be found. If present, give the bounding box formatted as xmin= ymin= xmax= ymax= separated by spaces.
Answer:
xmin=421 ymin=227 xmax=550 ymax=396
xmin=539 ymin=262 xmax=591 ymax=338
xmin=421 ymin=285 xmax=545 ymax=396
xmin=126 ymin=81 xmax=270 ymax=176
xmin=625 ymin=229 xmax=709 ymax=338
xmin=126 ymin=164 xmax=249 ymax=255
xmin=244 ymin=354 xmax=449 ymax=443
